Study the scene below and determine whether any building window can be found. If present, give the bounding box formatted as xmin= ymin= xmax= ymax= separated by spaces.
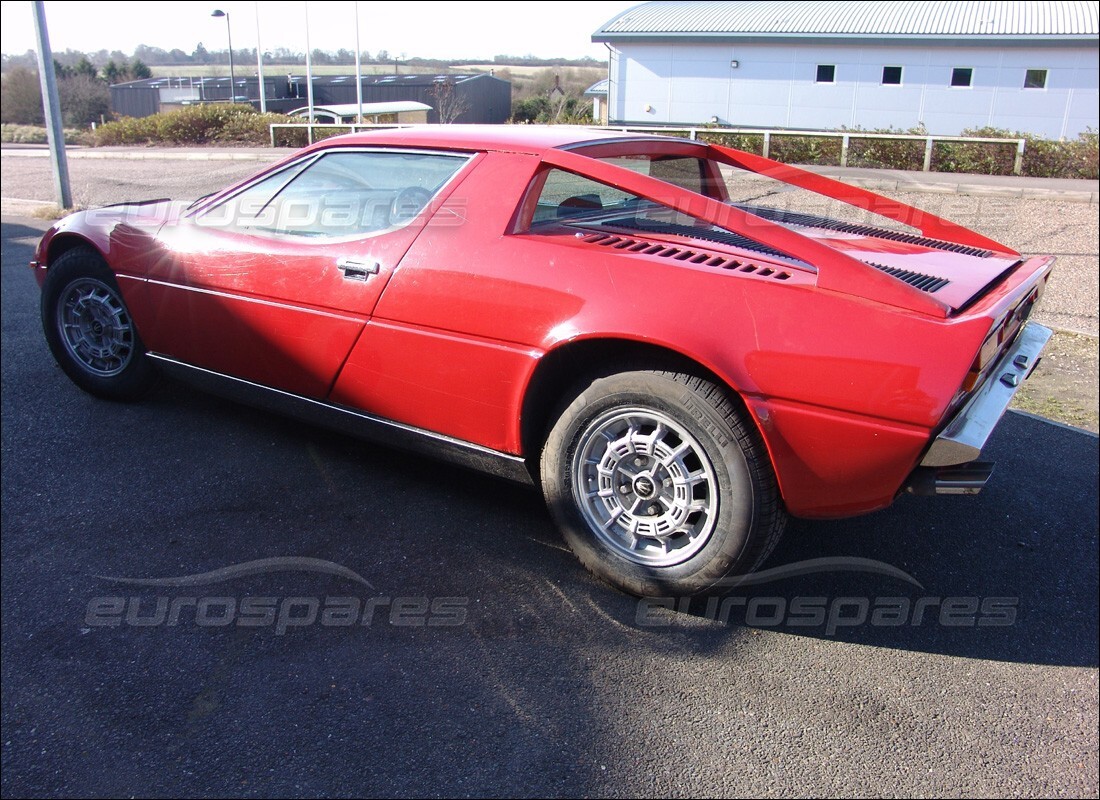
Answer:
xmin=1024 ymin=69 xmax=1048 ymax=89
xmin=950 ymin=67 xmax=973 ymax=87
xmin=882 ymin=66 xmax=903 ymax=85
xmin=816 ymin=64 xmax=836 ymax=83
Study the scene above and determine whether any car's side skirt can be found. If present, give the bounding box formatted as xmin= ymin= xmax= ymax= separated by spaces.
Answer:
xmin=147 ymin=354 xmax=535 ymax=486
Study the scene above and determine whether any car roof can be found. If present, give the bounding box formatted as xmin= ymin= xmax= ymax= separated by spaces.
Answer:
xmin=302 ymin=125 xmax=695 ymax=156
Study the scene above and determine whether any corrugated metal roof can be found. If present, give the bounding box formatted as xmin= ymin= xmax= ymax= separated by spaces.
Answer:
xmin=595 ymin=1 xmax=1100 ymax=39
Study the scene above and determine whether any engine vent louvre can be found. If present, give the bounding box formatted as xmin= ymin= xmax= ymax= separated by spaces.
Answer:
xmin=867 ymin=262 xmax=951 ymax=293
xmin=736 ymin=204 xmax=995 ymax=258
xmin=576 ymin=232 xmax=792 ymax=281
xmin=601 ymin=217 xmax=796 ymax=261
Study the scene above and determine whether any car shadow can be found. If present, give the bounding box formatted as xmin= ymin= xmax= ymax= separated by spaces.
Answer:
xmin=611 ymin=411 xmax=1098 ymax=668
xmin=147 ymin=377 xmax=1099 ymax=669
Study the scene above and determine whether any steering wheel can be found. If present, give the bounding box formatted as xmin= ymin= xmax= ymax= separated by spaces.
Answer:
xmin=390 ymin=186 xmax=433 ymax=224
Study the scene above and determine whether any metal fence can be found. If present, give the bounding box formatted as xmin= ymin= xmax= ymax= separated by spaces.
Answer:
xmin=599 ymin=125 xmax=1028 ymax=175
xmin=269 ymin=122 xmax=1028 ymax=175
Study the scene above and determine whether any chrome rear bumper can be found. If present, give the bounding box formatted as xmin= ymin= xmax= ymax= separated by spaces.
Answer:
xmin=921 ymin=322 xmax=1052 ymax=468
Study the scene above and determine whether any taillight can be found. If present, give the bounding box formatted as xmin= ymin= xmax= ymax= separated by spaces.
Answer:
xmin=963 ymin=283 xmax=1044 ymax=392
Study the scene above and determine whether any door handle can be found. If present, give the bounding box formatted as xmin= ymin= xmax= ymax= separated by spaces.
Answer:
xmin=337 ymin=258 xmax=380 ymax=281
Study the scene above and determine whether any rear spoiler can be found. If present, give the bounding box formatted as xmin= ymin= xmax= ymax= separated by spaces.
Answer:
xmin=542 ymin=146 xmax=1013 ymax=319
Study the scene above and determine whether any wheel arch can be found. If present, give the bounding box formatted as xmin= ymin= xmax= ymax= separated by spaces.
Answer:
xmin=45 ymin=232 xmax=104 ymax=268
xmin=519 ymin=337 xmax=768 ymax=478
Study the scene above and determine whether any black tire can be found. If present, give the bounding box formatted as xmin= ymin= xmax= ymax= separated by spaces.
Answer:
xmin=41 ymin=246 xmax=157 ymax=401
xmin=541 ymin=370 xmax=786 ymax=597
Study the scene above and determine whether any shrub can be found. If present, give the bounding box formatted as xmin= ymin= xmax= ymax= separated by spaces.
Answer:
xmin=153 ymin=104 xmax=256 ymax=144
xmin=2 ymin=124 xmax=49 ymax=143
xmin=931 ymin=128 xmax=1017 ymax=175
xmin=842 ymin=126 xmax=927 ymax=171
xmin=216 ymin=110 xmax=299 ymax=144
xmin=89 ymin=115 xmax=159 ymax=145
xmin=769 ymin=134 xmax=842 ymax=166
xmin=929 ymin=127 xmax=1099 ymax=179
xmin=703 ymin=124 xmax=1095 ymax=179
xmin=90 ymin=104 xmax=302 ymax=147
xmin=698 ymin=130 xmax=765 ymax=155
xmin=1 ymin=124 xmax=89 ymax=144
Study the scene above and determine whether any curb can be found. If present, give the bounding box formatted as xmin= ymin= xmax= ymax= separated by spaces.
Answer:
xmin=828 ymin=176 xmax=1097 ymax=204
xmin=1 ymin=197 xmax=55 ymax=217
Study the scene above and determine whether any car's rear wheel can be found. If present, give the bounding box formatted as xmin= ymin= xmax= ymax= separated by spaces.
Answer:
xmin=541 ymin=370 xmax=786 ymax=597
xmin=41 ymin=246 xmax=157 ymax=401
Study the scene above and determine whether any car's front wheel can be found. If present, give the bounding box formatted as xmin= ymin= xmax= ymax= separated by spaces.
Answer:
xmin=41 ymin=246 xmax=157 ymax=401
xmin=541 ymin=370 xmax=786 ymax=597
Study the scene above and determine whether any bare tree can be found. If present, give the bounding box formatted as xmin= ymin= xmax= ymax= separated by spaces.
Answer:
xmin=0 ymin=67 xmax=44 ymax=124
xmin=58 ymin=74 xmax=110 ymax=127
xmin=427 ymin=78 xmax=469 ymax=124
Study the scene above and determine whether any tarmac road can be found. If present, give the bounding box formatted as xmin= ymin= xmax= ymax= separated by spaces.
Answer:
xmin=2 ymin=194 xmax=1098 ymax=794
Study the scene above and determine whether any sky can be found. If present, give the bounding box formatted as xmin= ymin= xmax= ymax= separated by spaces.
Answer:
xmin=0 ymin=0 xmax=635 ymax=60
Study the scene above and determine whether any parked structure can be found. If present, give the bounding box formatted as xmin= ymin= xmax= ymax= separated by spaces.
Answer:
xmin=109 ymin=73 xmax=511 ymax=124
xmin=584 ymin=79 xmax=610 ymax=124
xmin=592 ymin=0 xmax=1099 ymax=137
xmin=288 ymin=101 xmax=431 ymax=124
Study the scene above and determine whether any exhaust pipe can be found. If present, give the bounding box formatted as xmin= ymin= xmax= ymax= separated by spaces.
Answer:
xmin=905 ymin=462 xmax=995 ymax=496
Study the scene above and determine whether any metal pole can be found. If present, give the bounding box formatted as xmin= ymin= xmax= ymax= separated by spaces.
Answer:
xmin=304 ymin=1 xmax=314 ymax=143
xmin=255 ymin=1 xmax=266 ymax=112
xmin=354 ymin=1 xmax=363 ymax=124
xmin=226 ymin=12 xmax=235 ymax=100
xmin=31 ymin=1 xmax=71 ymax=209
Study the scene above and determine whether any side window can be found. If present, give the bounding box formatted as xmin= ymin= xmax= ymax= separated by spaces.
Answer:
xmin=532 ymin=156 xmax=709 ymax=225
xmin=202 ymin=150 xmax=468 ymax=239
xmin=199 ymin=159 xmax=312 ymax=228
xmin=533 ymin=170 xmax=642 ymax=224
xmin=529 ymin=165 xmax=789 ymax=258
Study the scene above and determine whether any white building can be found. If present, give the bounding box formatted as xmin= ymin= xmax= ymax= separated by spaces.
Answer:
xmin=593 ymin=1 xmax=1099 ymax=138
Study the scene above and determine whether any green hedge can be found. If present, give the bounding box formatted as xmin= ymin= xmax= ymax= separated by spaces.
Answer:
xmin=698 ymin=125 xmax=1097 ymax=179
xmin=934 ymin=126 xmax=1098 ymax=179
xmin=90 ymin=104 xmax=304 ymax=147
xmin=1 ymin=123 xmax=83 ymax=144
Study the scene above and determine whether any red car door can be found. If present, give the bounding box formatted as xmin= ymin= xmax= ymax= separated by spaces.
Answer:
xmin=136 ymin=148 xmax=475 ymax=398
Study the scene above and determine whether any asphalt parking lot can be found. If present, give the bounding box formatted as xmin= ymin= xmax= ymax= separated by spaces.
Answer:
xmin=2 ymin=164 xmax=1098 ymax=796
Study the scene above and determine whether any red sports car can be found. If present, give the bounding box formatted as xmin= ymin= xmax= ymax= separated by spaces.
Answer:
xmin=32 ymin=126 xmax=1054 ymax=596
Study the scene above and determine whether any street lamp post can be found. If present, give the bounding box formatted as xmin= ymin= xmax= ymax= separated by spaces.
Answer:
xmin=254 ymin=1 xmax=266 ymax=112
xmin=211 ymin=9 xmax=235 ymax=102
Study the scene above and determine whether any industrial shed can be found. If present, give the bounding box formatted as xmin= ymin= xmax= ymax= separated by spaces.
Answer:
xmin=110 ymin=73 xmax=511 ymax=124
xmin=286 ymin=73 xmax=511 ymax=124
xmin=593 ymin=0 xmax=1099 ymax=137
